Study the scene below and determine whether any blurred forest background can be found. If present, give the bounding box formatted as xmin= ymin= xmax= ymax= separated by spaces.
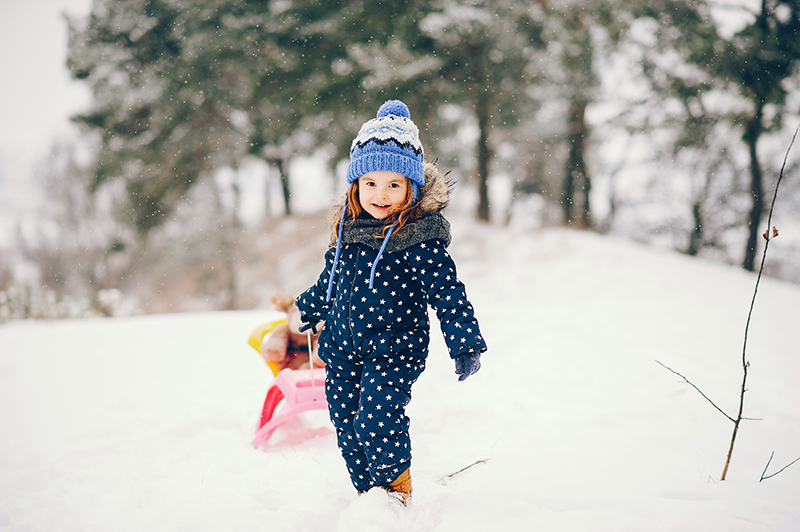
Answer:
xmin=2 ymin=0 xmax=800 ymax=321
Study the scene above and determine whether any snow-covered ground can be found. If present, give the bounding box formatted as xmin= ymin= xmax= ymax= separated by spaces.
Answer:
xmin=2 ymin=219 xmax=799 ymax=531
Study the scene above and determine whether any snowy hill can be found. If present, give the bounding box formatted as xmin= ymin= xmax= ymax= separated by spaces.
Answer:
xmin=2 ymin=219 xmax=799 ymax=531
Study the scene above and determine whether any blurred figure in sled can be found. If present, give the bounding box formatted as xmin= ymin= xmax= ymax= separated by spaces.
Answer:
xmin=259 ymin=293 xmax=324 ymax=371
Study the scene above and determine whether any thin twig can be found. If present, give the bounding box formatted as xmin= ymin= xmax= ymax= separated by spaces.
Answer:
xmin=655 ymin=360 xmax=734 ymax=422
xmin=760 ymin=452 xmax=800 ymax=481
xmin=438 ymin=459 xmax=490 ymax=483
xmin=739 ymin=128 xmax=796 ymax=404
xmin=722 ymin=123 xmax=800 ymax=480
xmin=742 ymin=123 xmax=799 ymax=366
xmin=760 ymin=451 xmax=774 ymax=481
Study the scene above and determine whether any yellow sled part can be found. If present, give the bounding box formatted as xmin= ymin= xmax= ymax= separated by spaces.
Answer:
xmin=248 ymin=318 xmax=287 ymax=377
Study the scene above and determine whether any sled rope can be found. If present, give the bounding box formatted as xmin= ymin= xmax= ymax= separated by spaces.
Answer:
xmin=307 ymin=329 xmax=317 ymax=398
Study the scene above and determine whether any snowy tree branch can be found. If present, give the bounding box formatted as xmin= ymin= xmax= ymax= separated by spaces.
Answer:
xmin=655 ymin=360 xmax=735 ymax=422
xmin=760 ymin=452 xmax=800 ymax=482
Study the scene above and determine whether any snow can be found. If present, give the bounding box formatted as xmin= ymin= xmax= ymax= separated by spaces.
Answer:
xmin=2 ymin=219 xmax=799 ymax=531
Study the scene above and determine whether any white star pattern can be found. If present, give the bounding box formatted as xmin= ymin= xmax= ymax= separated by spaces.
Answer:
xmin=294 ymin=222 xmax=486 ymax=492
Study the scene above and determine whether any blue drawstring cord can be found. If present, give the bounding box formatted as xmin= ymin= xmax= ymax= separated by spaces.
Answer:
xmin=326 ymin=185 xmax=415 ymax=299
xmin=367 ymin=183 xmax=413 ymax=288
xmin=369 ymin=225 xmax=395 ymax=289
xmin=325 ymin=204 xmax=347 ymax=301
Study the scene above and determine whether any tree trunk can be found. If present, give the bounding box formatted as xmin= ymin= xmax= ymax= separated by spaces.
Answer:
xmin=275 ymin=158 xmax=292 ymax=216
xmin=565 ymin=99 xmax=590 ymax=228
xmin=581 ymin=161 xmax=592 ymax=229
xmin=476 ymin=87 xmax=492 ymax=222
xmin=562 ymin=158 xmax=575 ymax=226
xmin=687 ymin=201 xmax=703 ymax=256
xmin=742 ymin=111 xmax=764 ymax=272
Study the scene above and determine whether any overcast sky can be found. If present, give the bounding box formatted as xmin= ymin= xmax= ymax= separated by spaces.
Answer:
xmin=0 ymin=0 xmax=91 ymax=153
xmin=0 ymin=0 xmax=92 ymax=242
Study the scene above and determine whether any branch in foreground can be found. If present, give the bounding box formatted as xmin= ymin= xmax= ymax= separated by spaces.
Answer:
xmin=655 ymin=360 xmax=735 ymax=422
xmin=760 ymin=451 xmax=800 ymax=482
xmin=438 ymin=459 xmax=490 ymax=484
xmin=722 ymin=123 xmax=800 ymax=481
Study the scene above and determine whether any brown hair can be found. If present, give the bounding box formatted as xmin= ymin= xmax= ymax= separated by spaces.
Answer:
xmin=328 ymin=178 xmax=423 ymax=244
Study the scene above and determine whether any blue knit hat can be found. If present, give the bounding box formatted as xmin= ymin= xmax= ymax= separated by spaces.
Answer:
xmin=326 ymin=100 xmax=425 ymax=301
xmin=347 ymin=100 xmax=425 ymax=201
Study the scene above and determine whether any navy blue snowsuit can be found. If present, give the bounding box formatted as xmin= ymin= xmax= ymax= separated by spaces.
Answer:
xmin=296 ymin=209 xmax=486 ymax=492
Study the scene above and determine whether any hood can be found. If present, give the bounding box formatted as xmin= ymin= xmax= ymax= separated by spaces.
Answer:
xmin=417 ymin=160 xmax=453 ymax=214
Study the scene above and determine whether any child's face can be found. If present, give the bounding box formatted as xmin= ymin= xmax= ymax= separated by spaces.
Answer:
xmin=358 ymin=171 xmax=408 ymax=219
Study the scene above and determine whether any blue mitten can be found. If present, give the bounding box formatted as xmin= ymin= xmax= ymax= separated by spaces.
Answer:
xmin=298 ymin=315 xmax=320 ymax=334
xmin=454 ymin=352 xmax=482 ymax=382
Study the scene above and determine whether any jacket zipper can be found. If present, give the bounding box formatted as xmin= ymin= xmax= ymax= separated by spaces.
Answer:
xmin=346 ymin=246 xmax=359 ymax=340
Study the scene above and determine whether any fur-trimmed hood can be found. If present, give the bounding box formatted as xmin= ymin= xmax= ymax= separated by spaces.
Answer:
xmin=417 ymin=160 xmax=453 ymax=214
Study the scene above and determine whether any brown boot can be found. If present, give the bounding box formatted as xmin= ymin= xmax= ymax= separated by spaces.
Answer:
xmin=385 ymin=468 xmax=412 ymax=505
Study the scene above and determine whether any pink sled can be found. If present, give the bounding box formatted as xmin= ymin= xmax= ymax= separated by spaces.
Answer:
xmin=248 ymin=319 xmax=329 ymax=447
xmin=251 ymin=368 xmax=328 ymax=448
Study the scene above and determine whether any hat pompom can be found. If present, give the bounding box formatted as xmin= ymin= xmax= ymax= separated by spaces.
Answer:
xmin=377 ymin=100 xmax=410 ymax=119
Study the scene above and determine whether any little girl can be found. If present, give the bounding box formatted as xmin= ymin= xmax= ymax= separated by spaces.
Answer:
xmin=295 ymin=100 xmax=486 ymax=504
